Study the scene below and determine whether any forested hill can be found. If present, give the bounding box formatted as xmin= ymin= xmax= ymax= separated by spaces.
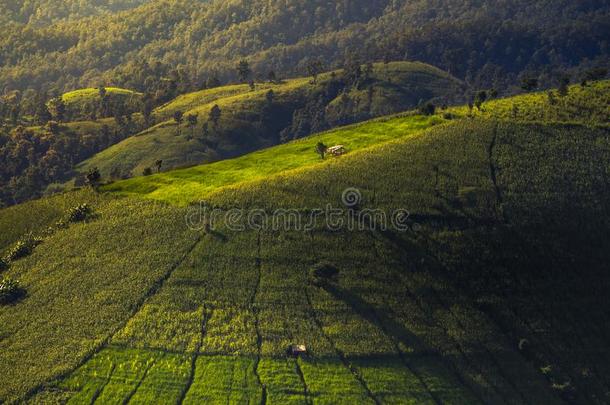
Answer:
xmin=0 ymin=0 xmax=151 ymax=25
xmin=0 ymin=0 xmax=608 ymax=93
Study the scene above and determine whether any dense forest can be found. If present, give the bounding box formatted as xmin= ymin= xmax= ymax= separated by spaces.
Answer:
xmin=0 ymin=0 xmax=150 ymax=25
xmin=0 ymin=0 xmax=608 ymax=207
xmin=0 ymin=0 xmax=608 ymax=94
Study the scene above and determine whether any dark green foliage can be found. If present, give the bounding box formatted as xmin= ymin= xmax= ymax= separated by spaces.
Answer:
xmin=419 ymin=102 xmax=436 ymax=116
xmin=66 ymin=203 xmax=92 ymax=223
xmin=5 ymin=235 xmax=41 ymax=262
xmin=583 ymin=67 xmax=608 ymax=82
xmin=315 ymin=142 xmax=327 ymax=160
xmin=310 ymin=262 xmax=340 ymax=285
xmin=557 ymin=76 xmax=570 ymax=97
xmin=307 ymin=59 xmax=324 ymax=84
xmin=209 ymin=104 xmax=221 ymax=127
xmin=237 ymin=60 xmax=252 ymax=83
xmin=0 ymin=277 xmax=24 ymax=305
xmin=143 ymin=167 xmax=153 ymax=176
xmin=474 ymin=90 xmax=487 ymax=109
xmin=85 ymin=168 xmax=101 ymax=188
xmin=0 ymin=258 xmax=7 ymax=272
xmin=521 ymin=76 xmax=539 ymax=92
xmin=0 ymin=0 xmax=606 ymax=95
xmin=173 ymin=111 xmax=184 ymax=135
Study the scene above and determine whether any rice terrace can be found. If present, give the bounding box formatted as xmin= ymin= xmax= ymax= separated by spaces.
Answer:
xmin=0 ymin=1 xmax=609 ymax=404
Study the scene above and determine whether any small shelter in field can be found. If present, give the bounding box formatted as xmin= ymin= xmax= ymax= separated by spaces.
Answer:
xmin=328 ymin=145 xmax=346 ymax=157
xmin=287 ymin=344 xmax=308 ymax=357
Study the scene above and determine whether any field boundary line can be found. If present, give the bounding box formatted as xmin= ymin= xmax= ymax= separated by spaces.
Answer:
xmin=21 ymin=232 xmax=203 ymax=404
xmin=304 ymin=286 xmax=381 ymax=405
xmin=178 ymin=306 xmax=213 ymax=404
xmin=121 ymin=356 xmax=157 ymax=404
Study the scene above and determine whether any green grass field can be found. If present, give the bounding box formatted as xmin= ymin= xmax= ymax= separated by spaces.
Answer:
xmin=74 ymin=62 xmax=462 ymax=179
xmin=62 ymin=87 xmax=141 ymax=105
xmin=2 ymin=82 xmax=609 ymax=404
xmin=101 ymin=114 xmax=445 ymax=205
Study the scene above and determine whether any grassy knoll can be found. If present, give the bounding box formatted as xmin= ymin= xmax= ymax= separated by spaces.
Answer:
xmin=449 ymin=80 xmax=610 ymax=123
xmin=61 ymin=87 xmax=143 ymax=118
xmin=75 ymin=62 xmax=462 ymax=179
xmin=101 ymin=114 xmax=445 ymax=205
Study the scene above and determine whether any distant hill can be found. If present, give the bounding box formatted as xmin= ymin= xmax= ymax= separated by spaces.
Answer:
xmin=0 ymin=0 xmax=607 ymax=92
xmin=0 ymin=0 xmax=150 ymax=25
xmin=1 ymin=85 xmax=609 ymax=403
xmin=73 ymin=61 xmax=462 ymax=181
xmin=60 ymin=87 xmax=143 ymax=121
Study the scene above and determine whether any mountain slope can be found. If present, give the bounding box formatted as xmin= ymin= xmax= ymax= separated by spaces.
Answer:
xmin=0 ymin=0 xmax=151 ymax=25
xmin=0 ymin=0 xmax=607 ymax=92
xmin=1 ymin=85 xmax=609 ymax=403
xmin=74 ymin=62 xmax=462 ymax=181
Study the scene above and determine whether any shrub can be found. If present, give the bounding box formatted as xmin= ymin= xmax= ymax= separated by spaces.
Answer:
xmin=143 ymin=167 xmax=153 ymax=176
xmin=6 ymin=235 xmax=41 ymax=262
xmin=0 ymin=258 xmax=7 ymax=272
xmin=66 ymin=204 xmax=92 ymax=223
xmin=310 ymin=262 xmax=340 ymax=285
xmin=418 ymin=102 xmax=436 ymax=116
xmin=0 ymin=277 xmax=24 ymax=304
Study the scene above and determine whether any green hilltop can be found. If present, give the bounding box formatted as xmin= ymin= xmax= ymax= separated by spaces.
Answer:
xmin=0 ymin=81 xmax=609 ymax=404
xmin=73 ymin=62 xmax=463 ymax=180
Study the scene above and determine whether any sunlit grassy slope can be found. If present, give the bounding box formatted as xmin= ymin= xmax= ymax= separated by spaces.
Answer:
xmin=60 ymin=87 xmax=143 ymax=118
xmin=1 ymin=82 xmax=609 ymax=404
xmin=6 ymin=119 xmax=607 ymax=404
xmin=102 ymin=114 xmax=445 ymax=205
xmin=101 ymin=80 xmax=610 ymax=207
xmin=449 ymin=80 xmax=610 ymax=123
xmin=75 ymin=62 xmax=462 ymax=179
xmin=62 ymin=87 xmax=141 ymax=104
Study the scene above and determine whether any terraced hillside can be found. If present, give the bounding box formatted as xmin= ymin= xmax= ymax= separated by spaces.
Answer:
xmin=1 ymin=84 xmax=609 ymax=404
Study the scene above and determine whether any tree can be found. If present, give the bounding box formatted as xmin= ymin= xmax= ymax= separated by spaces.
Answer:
xmin=520 ymin=76 xmax=538 ymax=92
xmin=187 ymin=113 xmax=198 ymax=137
xmin=173 ymin=111 xmax=184 ymax=135
xmin=98 ymin=86 xmax=107 ymax=99
xmin=206 ymin=75 xmax=221 ymax=88
xmin=418 ymin=102 xmax=436 ymax=116
xmin=266 ymin=89 xmax=275 ymax=105
xmin=249 ymin=80 xmax=256 ymax=91
xmin=155 ymin=160 xmax=163 ymax=173
xmin=474 ymin=90 xmax=487 ymax=110
xmin=307 ymin=59 xmax=324 ymax=84
xmin=237 ymin=60 xmax=252 ymax=83
xmin=85 ymin=168 xmax=101 ymax=189
xmin=209 ymin=104 xmax=221 ymax=127
xmin=46 ymin=121 xmax=60 ymax=135
xmin=315 ymin=142 xmax=328 ymax=160
xmin=583 ymin=67 xmax=608 ymax=83
xmin=558 ymin=76 xmax=570 ymax=97
xmin=142 ymin=93 xmax=155 ymax=124
xmin=344 ymin=54 xmax=363 ymax=88
xmin=267 ymin=70 xmax=277 ymax=83
xmin=47 ymin=97 xmax=66 ymax=122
